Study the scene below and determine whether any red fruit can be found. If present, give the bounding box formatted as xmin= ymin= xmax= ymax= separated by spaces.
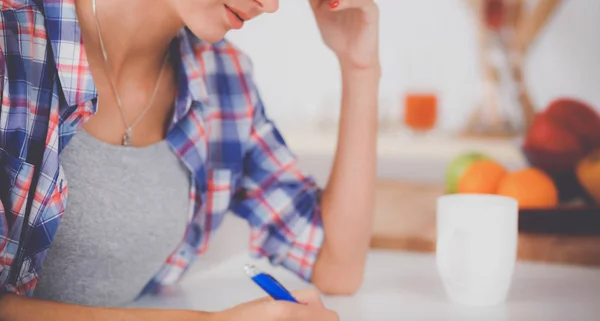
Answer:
xmin=524 ymin=113 xmax=584 ymax=153
xmin=521 ymin=145 xmax=585 ymax=174
xmin=545 ymin=98 xmax=600 ymax=150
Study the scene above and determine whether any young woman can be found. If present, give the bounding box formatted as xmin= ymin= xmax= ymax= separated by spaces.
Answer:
xmin=0 ymin=0 xmax=380 ymax=319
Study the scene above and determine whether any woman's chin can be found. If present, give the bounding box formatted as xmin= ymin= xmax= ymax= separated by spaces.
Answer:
xmin=186 ymin=25 xmax=229 ymax=44
xmin=203 ymin=32 xmax=229 ymax=43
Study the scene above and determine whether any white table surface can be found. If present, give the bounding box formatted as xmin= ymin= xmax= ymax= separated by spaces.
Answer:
xmin=129 ymin=250 xmax=600 ymax=320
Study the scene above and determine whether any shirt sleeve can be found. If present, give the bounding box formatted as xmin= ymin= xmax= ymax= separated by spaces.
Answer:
xmin=0 ymin=42 xmax=18 ymax=296
xmin=229 ymin=83 xmax=325 ymax=282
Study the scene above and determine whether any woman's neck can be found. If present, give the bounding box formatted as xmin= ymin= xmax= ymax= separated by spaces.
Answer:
xmin=74 ymin=0 xmax=183 ymax=147
xmin=75 ymin=0 xmax=185 ymax=83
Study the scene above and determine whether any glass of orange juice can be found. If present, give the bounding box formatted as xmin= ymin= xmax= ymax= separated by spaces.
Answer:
xmin=403 ymin=92 xmax=438 ymax=133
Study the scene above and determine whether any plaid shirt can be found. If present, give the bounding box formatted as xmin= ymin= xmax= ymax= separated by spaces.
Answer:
xmin=0 ymin=0 xmax=324 ymax=297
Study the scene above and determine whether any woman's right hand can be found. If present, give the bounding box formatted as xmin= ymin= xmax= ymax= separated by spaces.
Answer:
xmin=211 ymin=290 xmax=339 ymax=321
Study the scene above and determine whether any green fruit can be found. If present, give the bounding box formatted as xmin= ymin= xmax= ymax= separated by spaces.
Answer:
xmin=445 ymin=152 xmax=491 ymax=193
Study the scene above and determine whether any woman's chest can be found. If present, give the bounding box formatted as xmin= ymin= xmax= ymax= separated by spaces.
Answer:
xmin=34 ymin=131 xmax=192 ymax=306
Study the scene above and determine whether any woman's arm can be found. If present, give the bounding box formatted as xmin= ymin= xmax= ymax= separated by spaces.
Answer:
xmin=0 ymin=290 xmax=338 ymax=321
xmin=312 ymin=66 xmax=380 ymax=295
xmin=309 ymin=0 xmax=380 ymax=295
xmin=0 ymin=294 xmax=206 ymax=321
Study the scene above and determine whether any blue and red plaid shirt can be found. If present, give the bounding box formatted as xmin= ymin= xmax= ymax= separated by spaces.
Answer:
xmin=0 ymin=0 xmax=324 ymax=297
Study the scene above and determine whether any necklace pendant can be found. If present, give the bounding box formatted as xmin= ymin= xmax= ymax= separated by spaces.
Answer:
xmin=123 ymin=128 xmax=132 ymax=146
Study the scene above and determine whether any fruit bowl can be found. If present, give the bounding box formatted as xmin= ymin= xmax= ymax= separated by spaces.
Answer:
xmin=519 ymin=205 xmax=600 ymax=236
xmin=521 ymin=145 xmax=590 ymax=203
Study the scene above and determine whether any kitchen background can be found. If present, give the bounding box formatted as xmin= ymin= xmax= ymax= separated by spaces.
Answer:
xmin=226 ymin=0 xmax=599 ymax=131
xmin=191 ymin=0 xmax=600 ymax=272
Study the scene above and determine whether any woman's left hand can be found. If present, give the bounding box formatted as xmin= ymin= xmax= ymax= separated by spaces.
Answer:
xmin=310 ymin=0 xmax=380 ymax=71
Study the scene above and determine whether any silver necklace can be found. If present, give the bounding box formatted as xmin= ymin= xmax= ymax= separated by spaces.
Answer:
xmin=91 ymin=0 xmax=169 ymax=146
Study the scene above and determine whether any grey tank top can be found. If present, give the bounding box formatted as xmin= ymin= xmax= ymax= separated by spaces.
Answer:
xmin=33 ymin=130 xmax=191 ymax=307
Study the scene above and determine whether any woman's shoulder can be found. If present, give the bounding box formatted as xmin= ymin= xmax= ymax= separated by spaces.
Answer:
xmin=179 ymin=28 xmax=255 ymax=75
xmin=177 ymin=29 xmax=260 ymax=121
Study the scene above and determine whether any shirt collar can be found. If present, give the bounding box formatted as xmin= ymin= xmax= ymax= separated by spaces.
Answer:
xmin=42 ymin=0 xmax=210 ymax=115
xmin=172 ymin=29 xmax=211 ymax=122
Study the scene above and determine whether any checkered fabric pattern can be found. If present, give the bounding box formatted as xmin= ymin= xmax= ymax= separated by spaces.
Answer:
xmin=0 ymin=0 xmax=324 ymax=297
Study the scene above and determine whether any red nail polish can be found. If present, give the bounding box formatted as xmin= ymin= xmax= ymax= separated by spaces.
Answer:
xmin=329 ymin=0 xmax=339 ymax=9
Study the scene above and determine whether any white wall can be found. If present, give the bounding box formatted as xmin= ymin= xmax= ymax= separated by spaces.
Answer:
xmin=226 ymin=0 xmax=600 ymax=132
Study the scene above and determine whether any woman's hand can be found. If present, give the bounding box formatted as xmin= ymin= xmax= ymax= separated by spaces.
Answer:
xmin=310 ymin=0 xmax=380 ymax=71
xmin=211 ymin=290 xmax=339 ymax=321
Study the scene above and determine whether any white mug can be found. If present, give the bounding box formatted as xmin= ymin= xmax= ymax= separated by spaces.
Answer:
xmin=436 ymin=194 xmax=518 ymax=306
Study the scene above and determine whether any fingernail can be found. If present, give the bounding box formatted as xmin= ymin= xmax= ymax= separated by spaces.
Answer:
xmin=329 ymin=0 xmax=340 ymax=9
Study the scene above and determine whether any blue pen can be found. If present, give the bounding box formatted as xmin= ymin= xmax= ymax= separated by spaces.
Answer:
xmin=244 ymin=264 xmax=299 ymax=303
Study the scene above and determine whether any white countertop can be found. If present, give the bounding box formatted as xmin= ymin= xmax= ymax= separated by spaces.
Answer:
xmin=126 ymin=128 xmax=592 ymax=319
xmin=280 ymin=127 xmax=528 ymax=184
xmin=285 ymin=128 xmax=524 ymax=163
xmin=129 ymin=250 xmax=600 ymax=320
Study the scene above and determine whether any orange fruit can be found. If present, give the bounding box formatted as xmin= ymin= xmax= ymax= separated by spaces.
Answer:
xmin=576 ymin=149 xmax=600 ymax=204
xmin=457 ymin=160 xmax=508 ymax=194
xmin=497 ymin=168 xmax=558 ymax=209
